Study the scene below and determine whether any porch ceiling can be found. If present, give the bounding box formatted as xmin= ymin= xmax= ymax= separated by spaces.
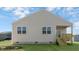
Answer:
xmin=56 ymin=26 xmax=69 ymax=28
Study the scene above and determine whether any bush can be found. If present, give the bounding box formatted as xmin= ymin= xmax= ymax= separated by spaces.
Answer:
xmin=0 ymin=39 xmax=5 ymax=41
xmin=5 ymin=38 xmax=11 ymax=40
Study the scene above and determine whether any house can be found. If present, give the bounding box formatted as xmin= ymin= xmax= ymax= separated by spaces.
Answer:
xmin=0 ymin=32 xmax=11 ymax=40
xmin=74 ymin=35 xmax=79 ymax=41
xmin=12 ymin=10 xmax=73 ymax=44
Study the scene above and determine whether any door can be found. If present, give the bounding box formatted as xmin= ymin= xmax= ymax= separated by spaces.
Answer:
xmin=57 ymin=30 xmax=61 ymax=37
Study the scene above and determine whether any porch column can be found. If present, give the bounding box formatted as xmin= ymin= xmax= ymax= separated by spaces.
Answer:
xmin=71 ymin=24 xmax=74 ymax=44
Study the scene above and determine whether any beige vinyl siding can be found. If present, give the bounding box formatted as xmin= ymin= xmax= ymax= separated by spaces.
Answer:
xmin=12 ymin=10 xmax=72 ymax=44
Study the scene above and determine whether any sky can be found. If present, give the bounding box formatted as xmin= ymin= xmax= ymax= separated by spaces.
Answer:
xmin=0 ymin=7 xmax=79 ymax=35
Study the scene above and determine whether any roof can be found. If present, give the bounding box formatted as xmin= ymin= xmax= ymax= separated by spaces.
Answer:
xmin=13 ymin=10 xmax=72 ymax=26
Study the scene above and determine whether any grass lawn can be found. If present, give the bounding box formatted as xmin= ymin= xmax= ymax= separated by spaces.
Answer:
xmin=0 ymin=40 xmax=11 ymax=47
xmin=20 ymin=44 xmax=79 ymax=51
xmin=0 ymin=40 xmax=79 ymax=51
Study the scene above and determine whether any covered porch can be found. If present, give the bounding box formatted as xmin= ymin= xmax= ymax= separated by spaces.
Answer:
xmin=56 ymin=25 xmax=73 ymax=45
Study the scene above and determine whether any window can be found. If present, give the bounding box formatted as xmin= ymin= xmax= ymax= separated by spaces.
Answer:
xmin=22 ymin=27 xmax=26 ymax=34
xmin=42 ymin=27 xmax=52 ymax=34
xmin=42 ymin=27 xmax=46 ymax=34
xmin=47 ymin=27 xmax=51 ymax=34
xmin=17 ymin=27 xmax=26 ymax=34
xmin=17 ymin=27 xmax=21 ymax=34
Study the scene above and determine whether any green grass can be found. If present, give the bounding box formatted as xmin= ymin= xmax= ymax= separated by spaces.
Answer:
xmin=0 ymin=40 xmax=79 ymax=51
xmin=19 ymin=44 xmax=79 ymax=51
xmin=0 ymin=40 xmax=11 ymax=47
